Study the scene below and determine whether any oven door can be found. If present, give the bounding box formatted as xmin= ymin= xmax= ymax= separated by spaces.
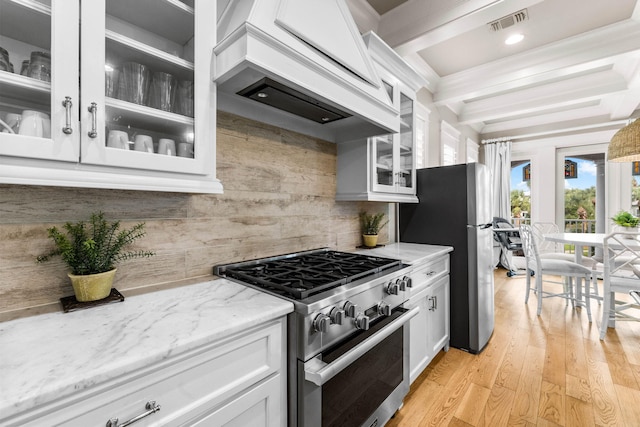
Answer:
xmin=299 ymin=306 xmax=419 ymax=427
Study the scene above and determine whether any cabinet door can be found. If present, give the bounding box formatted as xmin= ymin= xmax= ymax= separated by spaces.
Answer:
xmin=371 ymin=133 xmax=396 ymax=192
xmin=80 ymin=0 xmax=212 ymax=175
xmin=427 ymin=276 xmax=450 ymax=356
xmin=408 ymin=294 xmax=429 ymax=384
xmin=396 ymin=91 xmax=415 ymax=194
xmin=370 ymin=79 xmax=416 ymax=196
xmin=0 ymin=0 xmax=79 ymax=161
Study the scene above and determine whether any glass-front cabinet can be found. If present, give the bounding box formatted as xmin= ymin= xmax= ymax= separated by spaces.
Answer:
xmin=371 ymin=89 xmax=415 ymax=195
xmin=0 ymin=0 xmax=77 ymax=161
xmin=0 ymin=0 xmax=222 ymax=193
xmin=336 ymin=32 xmax=425 ymax=203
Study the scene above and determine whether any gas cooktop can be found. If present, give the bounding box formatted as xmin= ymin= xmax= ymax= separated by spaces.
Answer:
xmin=214 ymin=249 xmax=402 ymax=300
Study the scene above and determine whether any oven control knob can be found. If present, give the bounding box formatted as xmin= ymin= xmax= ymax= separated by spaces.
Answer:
xmin=387 ymin=282 xmax=400 ymax=295
xmin=330 ymin=307 xmax=345 ymax=325
xmin=378 ymin=302 xmax=392 ymax=316
xmin=313 ymin=314 xmax=331 ymax=333
xmin=397 ymin=278 xmax=407 ymax=291
xmin=344 ymin=301 xmax=359 ymax=318
xmin=403 ymin=276 xmax=412 ymax=288
xmin=355 ymin=313 xmax=370 ymax=330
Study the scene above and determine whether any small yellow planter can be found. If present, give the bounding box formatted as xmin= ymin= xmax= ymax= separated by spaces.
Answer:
xmin=363 ymin=234 xmax=379 ymax=248
xmin=68 ymin=268 xmax=116 ymax=302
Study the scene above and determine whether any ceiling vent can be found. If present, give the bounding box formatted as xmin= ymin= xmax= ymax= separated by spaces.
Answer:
xmin=488 ymin=9 xmax=528 ymax=31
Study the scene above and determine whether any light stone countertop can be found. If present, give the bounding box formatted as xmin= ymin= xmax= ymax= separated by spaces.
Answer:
xmin=0 ymin=278 xmax=293 ymax=421
xmin=354 ymin=242 xmax=453 ymax=265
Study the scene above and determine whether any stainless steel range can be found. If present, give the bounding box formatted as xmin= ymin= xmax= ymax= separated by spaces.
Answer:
xmin=214 ymin=248 xmax=417 ymax=427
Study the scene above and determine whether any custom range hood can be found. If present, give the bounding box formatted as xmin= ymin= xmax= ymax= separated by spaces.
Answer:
xmin=214 ymin=0 xmax=399 ymax=143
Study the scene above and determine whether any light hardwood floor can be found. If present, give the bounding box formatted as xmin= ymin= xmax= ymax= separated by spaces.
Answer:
xmin=387 ymin=268 xmax=640 ymax=427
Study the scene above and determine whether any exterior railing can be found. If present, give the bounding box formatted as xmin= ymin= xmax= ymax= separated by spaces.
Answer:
xmin=562 ymin=219 xmax=596 ymax=233
xmin=509 ymin=218 xmax=596 ymax=233
xmin=509 ymin=217 xmax=597 ymax=254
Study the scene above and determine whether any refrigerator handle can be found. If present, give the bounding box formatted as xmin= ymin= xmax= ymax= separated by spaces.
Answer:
xmin=467 ymin=223 xmax=493 ymax=229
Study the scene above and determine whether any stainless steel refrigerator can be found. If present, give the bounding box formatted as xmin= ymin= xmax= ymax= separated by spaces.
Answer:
xmin=399 ymin=163 xmax=495 ymax=354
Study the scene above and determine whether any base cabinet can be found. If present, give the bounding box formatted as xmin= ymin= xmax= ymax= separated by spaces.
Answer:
xmin=3 ymin=319 xmax=286 ymax=427
xmin=407 ymin=256 xmax=450 ymax=383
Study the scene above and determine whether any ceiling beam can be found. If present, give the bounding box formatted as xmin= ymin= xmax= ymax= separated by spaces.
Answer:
xmin=434 ymin=20 xmax=640 ymax=104
xmin=458 ymin=70 xmax=628 ymax=124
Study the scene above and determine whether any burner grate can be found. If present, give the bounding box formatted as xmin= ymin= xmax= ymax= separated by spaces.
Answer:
xmin=217 ymin=250 xmax=401 ymax=300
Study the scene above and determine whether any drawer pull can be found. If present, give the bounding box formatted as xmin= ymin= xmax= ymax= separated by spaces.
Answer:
xmin=106 ymin=401 xmax=161 ymax=427
xmin=424 ymin=270 xmax=436 ymax=277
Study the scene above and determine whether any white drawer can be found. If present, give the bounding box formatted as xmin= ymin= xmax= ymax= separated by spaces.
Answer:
xmin=409 ymin=255 xmax=449 ymax=293
xmin=10 ymin=319 xmax=285 ymax=427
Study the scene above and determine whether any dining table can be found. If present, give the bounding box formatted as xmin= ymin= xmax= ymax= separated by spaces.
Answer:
xmin=543 ymin=232 xmax=606 ymax=265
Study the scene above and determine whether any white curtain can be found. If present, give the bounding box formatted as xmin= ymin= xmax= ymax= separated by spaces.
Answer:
xmin=483 ymin=140 xmax=512 ymax=221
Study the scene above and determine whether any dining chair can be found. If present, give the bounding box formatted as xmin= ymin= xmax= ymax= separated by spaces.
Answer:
xmin=520 ymin=224 xmax=594 ymax=321
xmin=532 ymin=222 xmax=600 ymax=301
xmin=599 ymin=230 xmax=640 ymax=340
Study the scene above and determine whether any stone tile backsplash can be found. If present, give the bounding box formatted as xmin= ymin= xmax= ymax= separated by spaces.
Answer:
xmin=0 ymin=112 xmax=388 ymax=317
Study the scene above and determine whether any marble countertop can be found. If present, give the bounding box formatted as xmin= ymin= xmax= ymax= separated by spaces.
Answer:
xmin=0 ymin=278 xmax=293 ymax=420
xmin=354 ymin=242 xmax=452 ymax=264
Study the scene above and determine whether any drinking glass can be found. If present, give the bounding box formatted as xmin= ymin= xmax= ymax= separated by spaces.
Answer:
xmin=174 ymin=80 xmax=194 ymax=117
xmin=105 ymin=66 xmax=120 ymax=98
xmin=118 ymin=62 xmax=150 ymax=105
xmin=149 ymin=72 xmax=176 ymax=112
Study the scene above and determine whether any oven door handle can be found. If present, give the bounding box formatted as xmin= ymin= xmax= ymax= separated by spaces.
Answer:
xmin=303 ymin=305 xmax=419 ymax=387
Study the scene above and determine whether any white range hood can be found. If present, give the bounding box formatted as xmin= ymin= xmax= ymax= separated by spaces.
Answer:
xmin=214 ymin=0 xmax=399 ymax=143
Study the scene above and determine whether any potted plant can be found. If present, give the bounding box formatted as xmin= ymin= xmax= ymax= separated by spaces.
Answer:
xmin=611 ymin=210 xmax=640 ymax=239
xmin=611 ymin=210 xmax=639 ymax=228
xmin=359 ymin=211 xmax=389 ymax=247
xmin=37 ymin=211 xmax=154 ymax=302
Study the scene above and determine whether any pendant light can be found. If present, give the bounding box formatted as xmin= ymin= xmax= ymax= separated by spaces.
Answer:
xmin=608 ymin=118 xmax=640 ymax=162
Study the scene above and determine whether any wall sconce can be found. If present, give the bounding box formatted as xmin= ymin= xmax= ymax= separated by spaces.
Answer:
xmin=608 ymin=118 xmax=640 ymax=162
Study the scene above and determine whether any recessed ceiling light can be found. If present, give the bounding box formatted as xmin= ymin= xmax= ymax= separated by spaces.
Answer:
xmin=505 ymin=34 xmax=524 ymax=45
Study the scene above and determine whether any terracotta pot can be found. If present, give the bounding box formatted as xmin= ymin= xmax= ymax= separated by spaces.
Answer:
xmin=363 ymin=234 xmax=379 ymax=248
xmin=67 ymin=268 xmax=116 ymax=302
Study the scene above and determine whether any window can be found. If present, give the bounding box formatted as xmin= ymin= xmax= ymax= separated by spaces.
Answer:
xmin=441 ymin=120 xmax=460 ymax=166
xmin=467 ymin=138 xmax=478 ymax=163
xmin=415 ymin=106 xmax=430 ymax=168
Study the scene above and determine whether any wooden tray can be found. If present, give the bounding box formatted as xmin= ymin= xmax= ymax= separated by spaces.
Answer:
xmin=60 ymin=288 xmax=124 ymax=313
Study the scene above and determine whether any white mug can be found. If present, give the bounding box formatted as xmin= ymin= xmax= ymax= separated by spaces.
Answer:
xmin=134 ymin=134 xmax=154 ymax=153
xmin=158 ymin=138 xmax=176 ymax=156
xmin=18 ymin=110 xmax=50 ymax=138
xmin=107 ymin=130 xmax=129 ymax=150
xmin=177 ymin=142 xmax=194 ymax=158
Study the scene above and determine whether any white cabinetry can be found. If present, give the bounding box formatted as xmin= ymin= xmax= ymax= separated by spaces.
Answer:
xmin=407 ymin=255 xmax=450 ymax=383
xmin=5 ymin=319 xmax=286 ymax=427
xmin=0 ymin=0 xmax=222 ymax=193
xmin=336 ymin=31 xmax=426 ymax=203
